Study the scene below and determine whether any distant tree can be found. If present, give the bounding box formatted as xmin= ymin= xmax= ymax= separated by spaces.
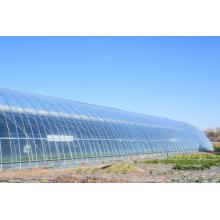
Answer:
xmin=216 ymin=128 xmax=220 ymax=137
xmin=205 ymin=128 xmax=220 ymax=142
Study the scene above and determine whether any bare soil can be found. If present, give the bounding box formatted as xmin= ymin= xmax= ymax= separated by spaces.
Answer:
xmin=1 ymin=161 xmax=220 ymax=183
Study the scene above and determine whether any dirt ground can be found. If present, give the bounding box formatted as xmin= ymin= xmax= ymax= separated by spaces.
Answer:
xmin=1 ymin=161 xmax=220 ymax=183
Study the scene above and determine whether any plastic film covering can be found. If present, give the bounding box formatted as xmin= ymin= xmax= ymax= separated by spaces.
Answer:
xmin=0 ymin=88 xmax=212 ymax=170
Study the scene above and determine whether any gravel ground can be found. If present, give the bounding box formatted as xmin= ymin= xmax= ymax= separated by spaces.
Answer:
xmin=1 ymin=162 xmax=220 ymax=183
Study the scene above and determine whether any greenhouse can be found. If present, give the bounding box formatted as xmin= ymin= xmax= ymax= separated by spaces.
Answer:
xmin=0 ymin=88 xmax=212 ymax=170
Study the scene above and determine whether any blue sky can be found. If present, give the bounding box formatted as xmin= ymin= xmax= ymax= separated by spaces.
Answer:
xmin=0 ymin=37 xmax=219 ymax=129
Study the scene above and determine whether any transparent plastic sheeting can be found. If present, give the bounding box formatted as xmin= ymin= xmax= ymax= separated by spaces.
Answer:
xmin=0 ymin=88 xmax=212 ymax=170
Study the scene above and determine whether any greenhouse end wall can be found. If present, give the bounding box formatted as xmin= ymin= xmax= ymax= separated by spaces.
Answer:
xmin=0 ymin=88 xmax=213 ymax=170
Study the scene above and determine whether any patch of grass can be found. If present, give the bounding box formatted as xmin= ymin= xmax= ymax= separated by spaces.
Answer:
xmin=144 ymin=159 xmax=176 ymax=165
xmin=76 ymin=167 xmax=99 ymax=175
xmin=76 ymin=168 xmax=83 ymax=174
xmin=144 ymin=160 xmax=160 ymax=165
xmin=144 ymin=153 xmax=220 ymax=171
xmin=90 ymin=168 xmax=99 ymax=174
xmin=106 ymin=163 xmax=137 ymax=174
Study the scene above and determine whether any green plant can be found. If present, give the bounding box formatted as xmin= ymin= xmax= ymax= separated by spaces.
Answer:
xmin=144 ymin=153 xmax=220 ymax=171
